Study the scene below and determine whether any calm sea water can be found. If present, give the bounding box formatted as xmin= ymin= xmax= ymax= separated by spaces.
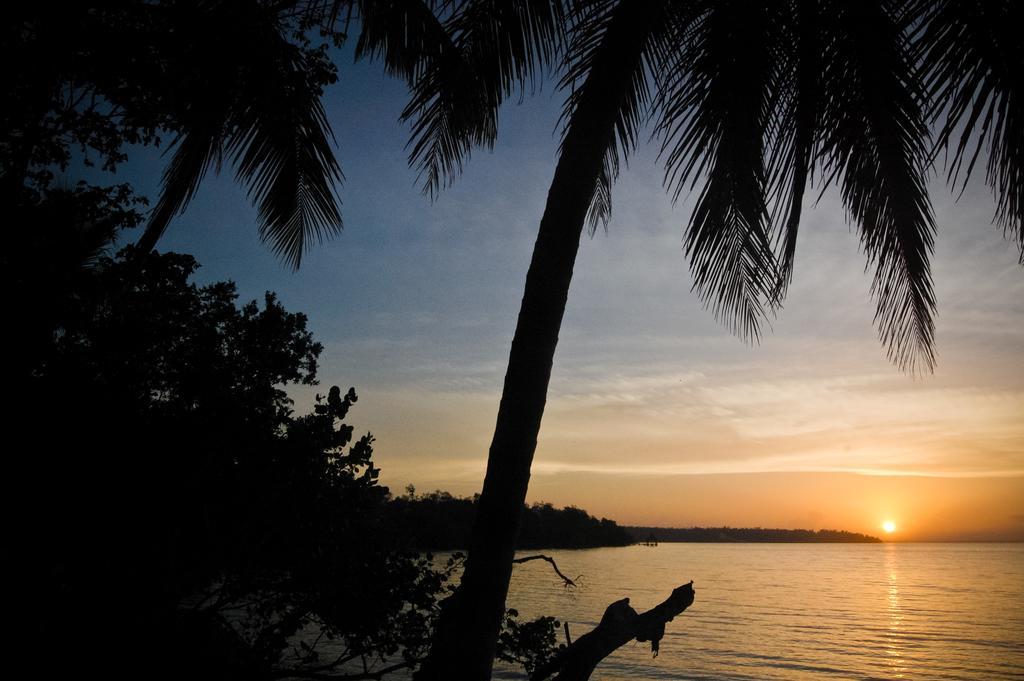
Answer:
xmin=494 ymin=543 xmax=1024 ymax=680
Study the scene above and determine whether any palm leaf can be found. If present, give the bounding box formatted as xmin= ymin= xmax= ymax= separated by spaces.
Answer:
xmin=584 ymin=146 xmax=617 ymax=234
xmin=400 ymin=0 xmax=565 ymax=197
xmin=228 ymin=43 xmax=344 ymax=269
xmin=818 ymin=0 xmax=936 ymax=372
xmin=655 ymin=0 xmax=781 ymax=342
xmin=139 ymin=4 xmax=343 ymax=268
xmin=354 ymin=0 xmax=452 ymax=83
xmin=559 ymin=0 xmax=655 ymax=234
xmin=139 ymin=124 xmax=224 ymax=254
xmin=918 ymin=0 xmax=1023 ymax=263
xmin=764 ymin=0 xmax=823 ymax=297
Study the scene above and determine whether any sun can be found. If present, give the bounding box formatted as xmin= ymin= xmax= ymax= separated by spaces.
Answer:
xmin=882 ymin=520 xmax=897 ymax=534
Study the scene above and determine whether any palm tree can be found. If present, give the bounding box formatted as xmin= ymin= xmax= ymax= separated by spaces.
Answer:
xmin=396 ymin=0 xmax=1021 ymax=677
xmin=2 ymin=2 xmax=348 ymax=269
xmin=129 ymin=1 xmax=347 ymax=268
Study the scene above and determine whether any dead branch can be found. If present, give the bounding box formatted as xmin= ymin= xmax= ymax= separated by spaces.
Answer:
xmin=530 ymin=581 xmax=695 ymax=681
xmin=512 ymin=554 xmax=578 ymax=588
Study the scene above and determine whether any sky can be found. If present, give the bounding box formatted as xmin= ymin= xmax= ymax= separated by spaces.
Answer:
xmin=99 ymin=48 xmax=1024 ymax=542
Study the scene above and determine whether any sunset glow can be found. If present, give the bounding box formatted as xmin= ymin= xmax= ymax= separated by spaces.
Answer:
xmin=883 ymin=521 xmax=897 ymax=534
xmin=148 ymin=50 xmax=1024 ymax=543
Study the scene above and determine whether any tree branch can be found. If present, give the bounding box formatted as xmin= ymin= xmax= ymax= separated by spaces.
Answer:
xmin=512 ymin=554 xmax=578 ymax=588
xmin=531 ymin=581 xmax=695 ymax=681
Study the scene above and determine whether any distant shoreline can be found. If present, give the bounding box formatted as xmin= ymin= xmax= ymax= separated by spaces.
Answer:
xmin=627 ymin=526 xmax=882 ymax=543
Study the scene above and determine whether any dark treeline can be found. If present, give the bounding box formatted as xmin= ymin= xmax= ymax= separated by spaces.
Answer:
xmin=389 ymin=490 xmax=634 ymax=550
xmin=9 ymin=245 xmax=563 ymax=679
xmin=628 ymin=526 xmax=881 ymax=543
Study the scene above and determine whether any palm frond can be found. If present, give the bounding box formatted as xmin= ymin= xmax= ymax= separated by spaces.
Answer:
xmin=229 ymin=77 xmax=344 ymax=269
xmin=584 ymin=144 xmax=617 ymax=234
xmin=918 ymin=0 xmax=1023 ymax=263
xmin=459 ymin=0 xmax=564 ymax=95
xmin=559 ymin=0 xmax=661 ymax=234
xmin=764 ymin=0 xmax=823 ymax=297
xmin=396 ymin=10 xmax=480 ymax=197
xmin=400 ymin=0 xmax=565 ymax=197
xmin=354 ymin=0 xmax=452 ymax=83
xmin=139 ymin=125 xmax=224 ymax=254
xmin=655 ymin=0 xmax=781 ymax=342
xmin=819 ymin=0 xmax=936 ymax=372
xmin=139 ymin=4 xmax=343 ymax=267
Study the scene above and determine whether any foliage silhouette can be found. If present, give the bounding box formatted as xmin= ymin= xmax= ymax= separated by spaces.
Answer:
xmin=2 ymin=3 xmax=342 ymax=266
xmin=8 ymin=236 xmax=648 ymax=681
xmin=1 ymin=8 xmax=572 ymax=673
xmin=388 ymin=490 xmax=633 ymax=551
xmin=627 ymin=526 xmax=881 ymax=543
xmin=12 ymin=239 xmax=565 ymax=679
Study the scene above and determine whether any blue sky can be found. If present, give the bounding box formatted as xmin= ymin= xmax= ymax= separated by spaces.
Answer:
xmin=91 ymin=47 xmax=1024 ymax=539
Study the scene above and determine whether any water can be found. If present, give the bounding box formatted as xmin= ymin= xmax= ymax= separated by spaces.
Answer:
xmin=496 ymin=543 xmax=1024 ymax=680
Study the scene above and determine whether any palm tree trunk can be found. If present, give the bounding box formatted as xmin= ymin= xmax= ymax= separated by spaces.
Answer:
xmin=416 ymin=3 xmax=661 ymax=679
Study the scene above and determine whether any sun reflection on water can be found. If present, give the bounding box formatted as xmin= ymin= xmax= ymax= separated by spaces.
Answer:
xmin=885 ymin=545 xmax=906 ymax=678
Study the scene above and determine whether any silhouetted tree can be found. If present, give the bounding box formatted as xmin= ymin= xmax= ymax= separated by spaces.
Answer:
xmin=628 ymin=526 xmax=881 ymax=543
xmin=4 ymin=6 xmax=576 ymax=673
xmin=15 ymin=243 xmax=568 ymax=679
xmin=386 ymin=493 xmax=633 ymax=550
xmin=2 ymin=0 xmax=498 ymax=266
xmin=16 ymin=246 xmax=413 ymax=677
xmin=2 ymin=2 xmax=342 ymax=265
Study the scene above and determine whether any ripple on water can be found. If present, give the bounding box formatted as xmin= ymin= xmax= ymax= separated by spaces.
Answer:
xmin=496 ymin=542 xmax=1024 ymax=680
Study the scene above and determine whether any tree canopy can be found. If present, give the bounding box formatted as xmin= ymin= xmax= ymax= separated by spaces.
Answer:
xmin=389 ymin=490 xmax=633 ymax=550
xmin=16 ymin=244 xmax=424 ymax=677
xmin=13 ymin=243 xmax=572 ymax=679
